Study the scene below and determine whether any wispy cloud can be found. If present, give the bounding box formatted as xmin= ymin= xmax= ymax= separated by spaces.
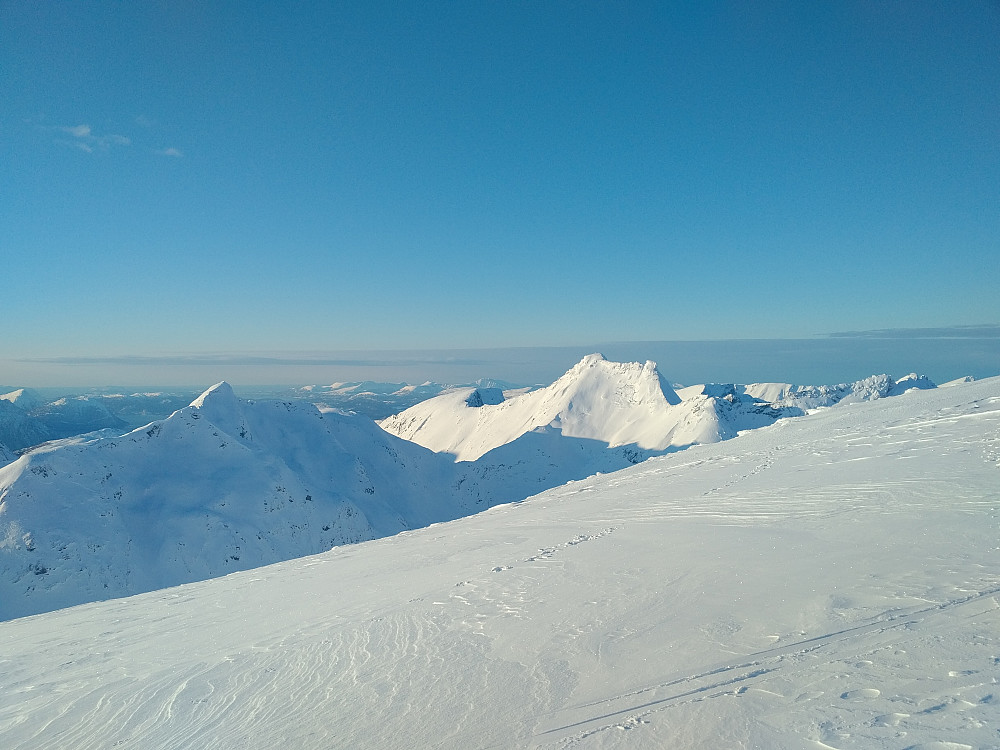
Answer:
xmin=155 ymin=147 xmax=184 ymax=158
xmin=825 ymin=324 xmax=1000 ymax=339
xmin=53 ymin=123 xmax=131 ymax=152
xmin=61 ymin=124 xmax=92 ymax=138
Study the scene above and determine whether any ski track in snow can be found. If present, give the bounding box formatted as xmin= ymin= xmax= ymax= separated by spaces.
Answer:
xmin=0 ymin=379 xmax=999 ymax=749
xmin=532 ymin=585 xmax=1000 ymax=748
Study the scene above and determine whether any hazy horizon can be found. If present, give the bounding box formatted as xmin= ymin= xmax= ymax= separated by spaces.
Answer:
xmin=3 ymin=325 xmax=997 ymax=391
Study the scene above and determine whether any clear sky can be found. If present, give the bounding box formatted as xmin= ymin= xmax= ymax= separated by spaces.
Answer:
xmin=2 ymin=1 xmax=998 ymax=386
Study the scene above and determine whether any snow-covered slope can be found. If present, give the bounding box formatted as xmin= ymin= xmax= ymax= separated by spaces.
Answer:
xmin=380 ymin=354 xmax=788 ymax=461
xmin=0 ymin=383 xmax=474 ymax=621
xmin=1 ymin=377 xmax=996 ymax=749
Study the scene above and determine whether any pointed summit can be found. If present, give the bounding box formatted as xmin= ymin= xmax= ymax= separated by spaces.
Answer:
xmin=190 ymin=381 xmax=237 ymax=410
xmin=187 ymin=382 xmax=248 ymax=438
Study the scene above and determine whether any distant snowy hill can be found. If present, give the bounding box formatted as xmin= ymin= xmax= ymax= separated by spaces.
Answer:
xmin=94 ymin=391 xmax=199 ymax=428
xmin=0 ymin=389 xmax=189 ymax=452
xmin=0 ymin=383 xmax=476 ymax=621
xmin=29 ymin=396 xmax=128 ymax=439
xmin=297 ymin=377 xmax=525 ymax=420
xmin=380 ymin=354 xmax=797 ymax=461
xmin=0 ymin=388 xmax=44 ymax=411
xmin=1 ymin=376 xmax=996 ymax=750
xmin=0 ymin=400 xmax=51 ymax=454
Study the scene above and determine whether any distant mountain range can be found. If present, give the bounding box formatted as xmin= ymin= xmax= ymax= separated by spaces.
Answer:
xmin=380 ymin=353 xmax=935 ymax=460
xmin=0 ymin=355 xmax=938 ymax=620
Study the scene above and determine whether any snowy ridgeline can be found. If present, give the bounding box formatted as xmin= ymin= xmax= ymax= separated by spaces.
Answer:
xmin=0 ymin=376 xmax=511 ymax=454
xmin=0 ymin=371 xmax=997 ymax=749
xmin=0 ymin=355 xmax=940 ymax=621
xmin=379 ymin=353 xmax=936 ymax=460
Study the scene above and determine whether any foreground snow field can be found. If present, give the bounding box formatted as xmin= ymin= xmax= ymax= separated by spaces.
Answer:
xmin=1 ymin=377 xmax=998 ymax=749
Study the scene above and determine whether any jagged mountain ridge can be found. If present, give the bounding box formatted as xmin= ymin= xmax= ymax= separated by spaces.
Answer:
xmin=379 ymin=353 xmax=797 ymax=461
xmin=738 ymin=372 xmax=936 ymax=409
xmin=381 ymin=355 xmax=938 ymax=462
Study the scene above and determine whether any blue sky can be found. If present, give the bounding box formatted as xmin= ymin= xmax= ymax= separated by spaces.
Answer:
xmin=2 ymin=1 xmax=998 ymax=385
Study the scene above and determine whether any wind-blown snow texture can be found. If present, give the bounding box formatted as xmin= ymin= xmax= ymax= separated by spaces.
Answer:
xmin=0 ymin=376 xmax=996 ymax=749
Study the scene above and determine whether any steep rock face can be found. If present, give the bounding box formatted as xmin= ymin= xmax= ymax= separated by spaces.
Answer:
xmin=0 ymin=383 xmax=468 ymax=621
xmin=465 ymin=388 xmax=504 ymax=408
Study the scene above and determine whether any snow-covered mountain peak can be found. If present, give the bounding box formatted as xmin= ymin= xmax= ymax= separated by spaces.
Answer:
xmin=574 ymin=351 xmax=607 ymax=367
xmin=548 ymin=353 xmax=681 ymax=409
xmin=190 ymin=381 xmax=238 ymax=409
xmin=187 ymin=381 xmax=243 ymax=428
xmin=0 ymin=388 xmax=43 ymax=411
xmin=380 ymin=355 xmax=703 ymax=460
xmin=892 ymin=372 xmax=936 ymax=393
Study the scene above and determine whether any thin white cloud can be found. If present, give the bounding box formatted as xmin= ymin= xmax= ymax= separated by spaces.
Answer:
xmin=53 ymin=124 xmax=130 ymax=151
xmin=156 ymin=147 xmax=184 ymax=158
xmin=135 ymin=115 xmax=155 ymax=128
xmin=62 ymin=124 xmax=92 ymax=138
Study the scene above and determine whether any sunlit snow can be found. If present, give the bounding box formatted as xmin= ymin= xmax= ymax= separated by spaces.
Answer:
xmin=0 ymin=375 xmax=997 ymax=748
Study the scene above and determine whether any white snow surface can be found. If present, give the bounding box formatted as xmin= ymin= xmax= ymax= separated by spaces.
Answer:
xmin=0 ymin=376 xmax=997 ymax=749
xmin=378 ymin=353 xmax=786 ymax=461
